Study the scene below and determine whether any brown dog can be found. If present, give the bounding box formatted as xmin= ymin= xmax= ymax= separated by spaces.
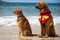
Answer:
xmin=13 ymin=8 xmax=32 ymax=36
xmin=35 ymin=1 xmax=56 ymax=37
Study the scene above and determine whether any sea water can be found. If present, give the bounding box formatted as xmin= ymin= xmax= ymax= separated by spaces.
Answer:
xmin=0 ymin=3 xmax=60 ymax=26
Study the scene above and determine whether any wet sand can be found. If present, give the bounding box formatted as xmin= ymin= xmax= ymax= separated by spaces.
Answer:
xmin=0 ymin=24 xmax=60 ymax=40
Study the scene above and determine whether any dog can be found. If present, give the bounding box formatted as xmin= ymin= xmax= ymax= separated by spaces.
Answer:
xmin=35 ymin=1 xmax=56 ymax=37
xmin=13 ymin=8 xmax=32 ymax=36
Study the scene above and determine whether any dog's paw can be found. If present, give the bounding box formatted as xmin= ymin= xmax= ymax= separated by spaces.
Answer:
xmin=23 ymin=30 xmax=32 ymax=36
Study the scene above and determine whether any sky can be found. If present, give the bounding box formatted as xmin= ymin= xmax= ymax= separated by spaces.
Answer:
xmin=1 ymin=0 xmax=60 ymax=3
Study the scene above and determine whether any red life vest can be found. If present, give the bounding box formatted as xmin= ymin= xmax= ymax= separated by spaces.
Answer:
xmin=38 ymin=9 xmax=52 ymax=24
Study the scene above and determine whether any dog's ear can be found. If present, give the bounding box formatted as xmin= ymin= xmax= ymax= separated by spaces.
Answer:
xmin=41 ymin=2 xmax=48 ymax=9
xmin=13 ymin=8 xmax=22 ymax=14
xmin=16 ymin=8 xmax=22 ymax=12
xmin=13 ymin=10 xmax=17 ymax=14
xmin=42 ymin=3 xmax=48 ymax=9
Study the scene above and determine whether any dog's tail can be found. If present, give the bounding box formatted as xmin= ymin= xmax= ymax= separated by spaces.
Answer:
xmin=32 ymin=34 xmax=40 ymax=36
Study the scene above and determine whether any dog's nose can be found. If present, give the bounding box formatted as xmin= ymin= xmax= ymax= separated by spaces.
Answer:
xmin=35 ymin=5 xmax=40 ymax=9
xmin=35 ymin=5 xmax=38 ymax=8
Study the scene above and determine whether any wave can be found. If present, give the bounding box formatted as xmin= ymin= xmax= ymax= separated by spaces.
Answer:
xmin=0 ymin=16 xmax=60 ymax=26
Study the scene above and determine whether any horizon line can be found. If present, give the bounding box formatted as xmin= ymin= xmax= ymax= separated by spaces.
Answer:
xmin=0 ymin=1 xmax=60 ymax=3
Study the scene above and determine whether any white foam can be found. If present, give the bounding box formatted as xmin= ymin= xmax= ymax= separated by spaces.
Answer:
xmin=27 ymin=16 xmax=40 ymax=26
xmin=0 ymin=16 xmax=17 ymax=26
xmin=53 ymin=16 xmax=60 ymax=25
xmin=0 ymin=16 xmax=60 ymax=26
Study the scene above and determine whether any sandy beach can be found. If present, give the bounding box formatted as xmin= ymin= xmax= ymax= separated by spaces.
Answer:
xmin=0 ymin=24 xmax=60 ymax=40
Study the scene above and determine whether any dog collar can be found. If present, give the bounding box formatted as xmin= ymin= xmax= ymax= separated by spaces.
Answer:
xmin=17 ymin=14 xmax=24 ymax=18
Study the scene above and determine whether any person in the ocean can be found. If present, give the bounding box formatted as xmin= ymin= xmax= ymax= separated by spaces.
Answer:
xmin=35 ymin=1 xmax=56 ymax=37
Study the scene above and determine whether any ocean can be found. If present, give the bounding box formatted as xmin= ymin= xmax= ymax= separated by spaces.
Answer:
xmin=0 ymin=3 xmax=60 ymax=26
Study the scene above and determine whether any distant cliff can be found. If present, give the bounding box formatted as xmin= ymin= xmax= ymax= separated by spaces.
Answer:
xmin=0 ymin=1 xmax=59 ymax=6
xmin=0 ymin=1 xmax=37 ymax=6
xmin=0 ymin=1 xmax=7 ymax=3
xmin=0 ymin=1 xmax=9 ymax=5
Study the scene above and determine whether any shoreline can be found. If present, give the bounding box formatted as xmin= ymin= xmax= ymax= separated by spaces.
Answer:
xmin=0 ymin=24 xmax=60 ymax=40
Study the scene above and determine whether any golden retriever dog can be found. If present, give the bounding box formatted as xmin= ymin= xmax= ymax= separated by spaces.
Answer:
xmin=13 ymin=8 xmax=32 ymax=36
xmin=35 ymin=1 xmax=56 ymax=37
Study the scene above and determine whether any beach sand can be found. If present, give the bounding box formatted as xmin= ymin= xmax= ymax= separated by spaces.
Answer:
xmin=0 ymin=24 xmax=60 ymax=40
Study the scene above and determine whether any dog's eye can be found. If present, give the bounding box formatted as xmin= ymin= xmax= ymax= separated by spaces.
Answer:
xmin=39 ymin=4 xmax=42 ymax=6
xmin=17 ymin=10 xmax=19 ymax=12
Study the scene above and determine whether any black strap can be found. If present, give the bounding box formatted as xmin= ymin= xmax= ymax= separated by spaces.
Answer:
xmin=17 ymin=14 xmax=24 ymax=18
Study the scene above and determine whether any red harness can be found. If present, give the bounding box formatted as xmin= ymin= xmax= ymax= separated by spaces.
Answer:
xmin=38 ymin=9 xmax=52 ymax=24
